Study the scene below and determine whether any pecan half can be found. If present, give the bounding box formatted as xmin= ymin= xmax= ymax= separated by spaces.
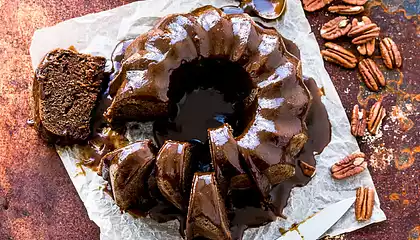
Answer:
xmin=321 ymin=42 xmax=358 ymax=69
xmin=367 ymin=100 xmax=386 ymax=135
xmin=299 ymin=160 xmax=316 ymax=177
xmin=357 ymin=38 xmax=375 ymax=56
xmin=342 ymin=0 xmax=368 ymax=5
xmin=348 ymin=18 xmax=380 ymax=45
xmin=303 ymin=0 xmax=335 ymax=12
xmin=355 ymin=187 xmax=374 ymax=221
xmin=379 ymin=37 xmax=402 ymax=69
xmin=328 ymin=5 xmax=364 ymax=15
xmin=348 ymin=19 xmax=378 ymax=37
xmin=352 ymin=30 xmax=380 ymax=45
xmin=331 ymin=152 xmax=367 ymax=180
xmin=320 ymin=16 xmax=351 ymax=40
xmin=351 ymin=104 xmax=367 ymax=137
xmin=358 ymin=59 xmax=386 ymax=91
xmin=355 ymin=17 xmax=375 ymax=56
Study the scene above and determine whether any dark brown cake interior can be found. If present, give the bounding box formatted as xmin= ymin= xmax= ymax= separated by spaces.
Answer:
xmin=33 ymin=49 xmax=106 ymax=144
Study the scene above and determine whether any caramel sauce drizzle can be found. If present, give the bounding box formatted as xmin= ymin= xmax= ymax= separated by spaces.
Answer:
xmin=365 ymin=0 xmax=418 ymax=19
xmin=395 ymin=146 xmax=420 ymax=170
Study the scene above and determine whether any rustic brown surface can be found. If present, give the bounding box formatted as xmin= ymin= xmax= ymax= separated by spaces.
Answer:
xmin=0 ymin=1 xmax=418 ymax=240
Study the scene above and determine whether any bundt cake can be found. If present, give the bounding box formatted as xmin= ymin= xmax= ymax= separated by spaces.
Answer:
xmin=105 ymin=4 xmax=310 ymax=196
xmin=33 ymin=48 xmax=106 ymax=144
xmin=97 ymin=5 xmax=313 ymax=240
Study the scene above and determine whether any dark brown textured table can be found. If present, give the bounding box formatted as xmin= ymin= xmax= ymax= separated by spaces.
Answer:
xmin=0 ymin=1 xmax=418 ymax=239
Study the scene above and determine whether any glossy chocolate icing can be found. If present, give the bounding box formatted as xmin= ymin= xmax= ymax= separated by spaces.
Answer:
xmin=156 ymin=141 xmax=193 ymax=210
xmin=208 ymin=124 xmax=252 ymax=196
xmin=235 ymin=38 xmax=310 ymax=198
xmin=105 ymin=6 xmax=309 ymax=126
xmin=186 ymin=173 xmax=232 ymax=240
xmin=228 ymin=77 xmax=331 ymax=239
xmin=99 ymin=140 xmax=158 ymax=215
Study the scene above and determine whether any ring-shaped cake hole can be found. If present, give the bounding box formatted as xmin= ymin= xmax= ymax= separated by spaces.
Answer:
xmin=153 ymin=57 xmax=258 ymax=147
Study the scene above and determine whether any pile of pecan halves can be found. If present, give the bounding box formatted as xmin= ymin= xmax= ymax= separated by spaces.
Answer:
xmin=302 ymin=0 xmax=404 ymax=221
xmin=303 ymin=0 xmax=403 ymax=137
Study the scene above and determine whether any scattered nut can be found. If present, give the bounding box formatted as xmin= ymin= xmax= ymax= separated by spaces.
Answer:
xmin=379 ymin=37 xmax=402 ymax=69
xmin=342 ymin=0 xmax=368 ymax=5
xmin=331 ymin=152 xmax=367 ymax=180
xmin=321 ymin=42 xmax=358 ymax=69
xmin=299 ymin=160 xmax=316 ymax=177
xmin=355 ymin=17 xmax=376 ymax=56
xmin=351 ymin=104 xmax=367 ymax=137
xmin=355 ymin=187 xmax=374 ymax=221
xmin=358 ymin=59 xmax=386 ymax=91
xmin=320 ymin=16 xmax=352 ymax=40
xmin=328 ymin=5 xmax=364 ymax=15
xmin=348 ymin=18 xmax=380 ymax=45
xmin=303 ymin=0 xmax=335 ymax=12
xmin=367 ymin=100 xmax=386 ymax=135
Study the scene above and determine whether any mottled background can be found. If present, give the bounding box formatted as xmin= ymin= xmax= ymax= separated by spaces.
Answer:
xmin=0 ymin=0 xmax=418 ymax=239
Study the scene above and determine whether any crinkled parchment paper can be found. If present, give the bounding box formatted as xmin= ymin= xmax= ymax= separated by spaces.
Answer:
xmin=29 ymin=0 xmax=386 ymax=239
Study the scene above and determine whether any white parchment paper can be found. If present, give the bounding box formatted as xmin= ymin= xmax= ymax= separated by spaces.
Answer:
xmin=29 ymin=0 xmax=386 ymax=239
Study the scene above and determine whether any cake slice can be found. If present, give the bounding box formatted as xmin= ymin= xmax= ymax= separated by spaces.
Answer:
xmin=186 ymin=172 xmax=232 ymax=240
xmin=208 ymin=124 xmax=252 ymax=196
xmin=156 ymin=140 xmax=193 ymax=211
xmin=32 ymin=48 xmax=106 ymax=144
xmin=102 ymin=140 xmax=158 ymax=214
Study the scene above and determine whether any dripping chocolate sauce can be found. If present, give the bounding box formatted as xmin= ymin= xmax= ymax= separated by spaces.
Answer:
xmin=77 ymin=13 xmax=331 ymax=240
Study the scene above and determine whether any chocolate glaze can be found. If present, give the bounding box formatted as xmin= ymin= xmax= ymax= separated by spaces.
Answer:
xmin=146 ymin=170 xmax=184 ymax=227
xmin=156 ymin=141 xmax=193 ymax=210
xmin=208 ymin=124 xmax=252 ymax=197
xmin=228 ymin=77 xmax=331 ymax=239
xmin=102 ymin=140 xmax=158 ymax=214
xmin=186 ymin=173 xmax=231 ymax=240
xmin=269 ymin=77 xmax=331 ymax=216
xmin=228 ymin=187 xmax=276 ymax=239
xmin=109 ymin=39 xmax=134 ymax=92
